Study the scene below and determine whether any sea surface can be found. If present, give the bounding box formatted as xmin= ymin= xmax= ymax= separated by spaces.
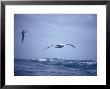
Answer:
xmin=14 ymin=58 xmax=97 ymax=76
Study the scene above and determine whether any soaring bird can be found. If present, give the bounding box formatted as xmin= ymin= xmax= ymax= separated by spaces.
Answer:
xmin=43 ymin=44 xmax=75 ymax=50
xmin=22 ymin=29 xmax=27 ymax=43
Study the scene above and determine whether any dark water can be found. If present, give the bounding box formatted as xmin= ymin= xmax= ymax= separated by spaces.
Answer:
xmin=14 ymin=58 xmax=97 ymax=76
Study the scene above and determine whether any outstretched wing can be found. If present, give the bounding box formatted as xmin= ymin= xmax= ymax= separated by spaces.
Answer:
xmin=66 ymin=44 xmax=75 ymax=48
xmin=43 ymin=45 xmax=55 ymax=50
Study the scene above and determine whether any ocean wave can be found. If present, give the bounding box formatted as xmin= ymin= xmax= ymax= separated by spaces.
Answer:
xmin=14 ymin=58 xmax=97 ymax=76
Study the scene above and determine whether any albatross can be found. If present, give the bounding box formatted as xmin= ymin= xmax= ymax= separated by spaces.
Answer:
xmin=43 ymin=44 xmax=75 ymax=50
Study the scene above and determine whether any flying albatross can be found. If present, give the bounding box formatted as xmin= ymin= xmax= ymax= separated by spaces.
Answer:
xmin=43 ymin=44 xmax=75 ymax=50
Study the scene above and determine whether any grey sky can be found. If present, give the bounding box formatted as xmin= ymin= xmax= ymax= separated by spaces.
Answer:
xmin=14 ymin=14 xmax=97 ymax=60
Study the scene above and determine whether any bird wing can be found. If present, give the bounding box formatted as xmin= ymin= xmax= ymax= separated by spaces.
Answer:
xmin=43 ymin=45 xmax=55 ymax=50
xmin=65 ymin=44 xmax=75 ymax=48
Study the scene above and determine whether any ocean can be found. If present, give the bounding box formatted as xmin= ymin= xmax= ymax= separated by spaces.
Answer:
xmin=14 ymin=58 xmax=97 ymax=76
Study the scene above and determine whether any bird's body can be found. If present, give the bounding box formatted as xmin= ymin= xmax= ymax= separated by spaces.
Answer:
xmin=43 ymin=44 xmax=75 ymax=50
xmin=55 ymin=45 xmax=64 ymax=48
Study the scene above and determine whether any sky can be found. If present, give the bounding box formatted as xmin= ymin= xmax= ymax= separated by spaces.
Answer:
xmin=14 ymin=14 xmax=97 ymax=60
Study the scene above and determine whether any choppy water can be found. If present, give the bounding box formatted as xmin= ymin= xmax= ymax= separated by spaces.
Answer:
xmin=14 ymin=58 xmax=97 ymax=76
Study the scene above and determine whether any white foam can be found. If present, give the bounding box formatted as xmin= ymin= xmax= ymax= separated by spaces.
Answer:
xmin=38 ymin=58 xmax=47 ymax=62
